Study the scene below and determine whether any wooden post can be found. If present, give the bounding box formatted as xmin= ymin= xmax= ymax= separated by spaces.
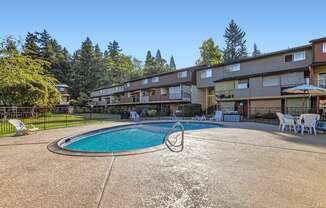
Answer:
xmin=205 ymin=88 xmax=208 ymax=115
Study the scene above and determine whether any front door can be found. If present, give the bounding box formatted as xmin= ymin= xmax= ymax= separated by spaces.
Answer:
xmin=235 ymin=100 xmax=248 ymax=118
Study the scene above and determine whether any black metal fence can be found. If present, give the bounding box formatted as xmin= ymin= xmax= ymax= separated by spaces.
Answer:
xmin=0 ymin=106 xmax=120 ymax=136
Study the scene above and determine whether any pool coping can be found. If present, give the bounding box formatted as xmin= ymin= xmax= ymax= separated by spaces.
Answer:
xmin=47 ymin=120 xmax=222 ymax=157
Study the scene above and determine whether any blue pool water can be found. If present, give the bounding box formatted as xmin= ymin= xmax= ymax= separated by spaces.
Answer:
xmin=61 ymin=122 xmax=220 ymax=153
xmin=64 ymin=128 xmax=165 ymax=152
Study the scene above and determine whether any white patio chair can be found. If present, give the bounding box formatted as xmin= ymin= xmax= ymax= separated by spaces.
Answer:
xmin=8 ymin=119 xmax=39 ymax=136
xmin=213 ymin=111 xmax=223 ymax=121
xmin=276 ymin=112 xmax=297 ymax=133
xmin=299 ymin=114 xmax=320 ymax=135
xmin=130 ymin=111 xmax=140 ymax=121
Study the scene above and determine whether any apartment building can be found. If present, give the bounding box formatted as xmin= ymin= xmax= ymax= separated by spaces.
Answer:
xmin=91 ymin=36 xmax=326 ymax=117
xmin=90 ymin=65 xmax=208 ymax=113
xmin=197 ymin=37 xmax=326 ymax=117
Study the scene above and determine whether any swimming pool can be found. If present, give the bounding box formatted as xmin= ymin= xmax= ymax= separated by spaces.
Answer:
xmin=57 ymin=121 xmax=221 ymax=154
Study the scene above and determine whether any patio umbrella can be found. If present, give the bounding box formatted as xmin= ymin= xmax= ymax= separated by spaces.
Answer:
xmin=283 ymin=84 xmax=326 ymax=113
xmin=283 ymin=84 xmax=326 ymax=94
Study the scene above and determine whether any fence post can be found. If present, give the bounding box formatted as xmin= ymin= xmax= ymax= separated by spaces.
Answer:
xmin=43 ymin=110 xmax=46 ymax=130
xmin=65 ymin=108 xmax=68 ymax=128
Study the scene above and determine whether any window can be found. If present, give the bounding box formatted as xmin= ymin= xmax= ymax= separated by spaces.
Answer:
xmin=142 ymin=79 xmax=148 ymax=85
xmin=323 ymin=43 xmax=326 ymax=53
xmin=285 ymin=54 xmax=293 ymax=62
xmin=126 ymin=82 xmax=130 ymax=87
xmin=293 ymin=51 xmax=305 ymax=61
xmin=152 ymin=76 xmax=159 ymax=83
xmin=59 ymin=87 xmax=65 ymax=92
xmin=263 ymin=76 xmax=280 ymax=87
xmin=200 ymin=69 xmax=212 ymax=79
xmin=320 ymin=73 xmax=326 ymax=80
xmin=177 ymin=71 xmax=188 ymax=78
xmin=227 ymin=64 xmax=240 ymax=72
xmin=237 ymin=80 xmax=248 ymax=89
xmin=160 ymin=88 xmax=168 ymax=95
xmin=281 ymin=72 xmax=304 ymax=86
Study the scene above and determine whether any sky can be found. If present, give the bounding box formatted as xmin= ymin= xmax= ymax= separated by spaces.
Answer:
xmin=1 ymin=0 xmax=326 ymax=68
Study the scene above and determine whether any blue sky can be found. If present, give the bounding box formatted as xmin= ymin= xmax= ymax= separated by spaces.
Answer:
xmin=1 ymin=0 xmax=326 ymax=68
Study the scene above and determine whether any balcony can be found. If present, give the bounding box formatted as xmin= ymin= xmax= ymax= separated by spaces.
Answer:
xmin=216 ymin=90 xmax=234 ymax=99
xmin=113 ymin=92 xmax=190 ymax=105
xmin=91 ymin=100 xmax=108 ymax=106
xmin=318 ymin=79 xmax=326 ymax=89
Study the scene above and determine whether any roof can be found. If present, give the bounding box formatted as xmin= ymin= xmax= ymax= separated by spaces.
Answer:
xmin=197 ymin=44 xmax=312 ymax=71
xmin=93 ymin=84 xmax=124 ymax=91
xmin=310 ymin=37 xmax=326 ymax=43
xmin=125 ymin=64 xmax=208 ymax=83
xmin=93 ymin=64 xmax=209 ymax=91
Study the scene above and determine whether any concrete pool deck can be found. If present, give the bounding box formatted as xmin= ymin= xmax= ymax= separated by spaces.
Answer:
xmin=0 ymin=121 xmax=326 ymax=208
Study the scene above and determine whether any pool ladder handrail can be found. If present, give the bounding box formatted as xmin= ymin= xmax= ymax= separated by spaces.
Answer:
xmin=163 ymin=121 xmax=184 ymax=152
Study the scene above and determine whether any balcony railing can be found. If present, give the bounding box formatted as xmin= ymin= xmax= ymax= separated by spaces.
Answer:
xmin=318 ymin=79 xmax=326 ymax=89
xmin=216 ymin=90 xmax=234 ymax=99
xmin=140 ymin=96 xmax=149 ymax=103
xmin=91 ymin=100 xmax=107 ymax=106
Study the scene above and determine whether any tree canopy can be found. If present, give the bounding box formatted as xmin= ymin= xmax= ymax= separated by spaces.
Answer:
xmin=252 ymin=43 xmax=261 ymax=56
xmin=3 ymin=30 xmax=179 ymax=101
xmin=223 ymin=20 xmax=248 ymax=62
xmin=143 ymin=49 xmax=175 ymax=75
xmin=196 ymin=38 xmax=223 ymax=65
xmin=0 ymin=40 xmax=61 ymax=107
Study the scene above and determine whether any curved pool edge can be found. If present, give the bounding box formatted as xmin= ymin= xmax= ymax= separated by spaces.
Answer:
xmin=47 ymin=120 xmax=222 ymax=157
xmin=48 ymin=138 xmax=167 ymax=157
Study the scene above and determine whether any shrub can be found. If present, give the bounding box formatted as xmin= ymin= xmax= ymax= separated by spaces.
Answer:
xmin=108 ymin=107 xmax=121 ymax=114
xmin=175 ymin=104 xmax=202 ymax=117
xmin=69 ymin=99 xmax=78 ymax=106
xmin=147 ymin=109 xmax=157 ymax=117
xmin=135 ymin=105 xmax=156 ymax=117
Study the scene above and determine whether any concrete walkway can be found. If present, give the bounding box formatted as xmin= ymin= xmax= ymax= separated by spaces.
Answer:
xmin=0 ymin=122 xmax=326 ymax=208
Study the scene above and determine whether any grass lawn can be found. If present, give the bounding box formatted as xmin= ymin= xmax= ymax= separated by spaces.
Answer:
xmin=0 ymin=113 xmax=121 ymax=137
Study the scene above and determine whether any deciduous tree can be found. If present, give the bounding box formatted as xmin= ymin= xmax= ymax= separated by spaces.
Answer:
xmin=196 ymin=38 xmax=223 ymax=65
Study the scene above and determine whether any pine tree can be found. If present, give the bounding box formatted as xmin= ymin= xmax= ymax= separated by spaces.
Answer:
xmin=143 ymin=50 xmax=157 ymax=75
xmin=94 ymin=44 xmax=105 ymax=87
xmin=155 ymin=49 xmax=168 ymax=71
xmin=223 ymin=20 xmax=248 ymax=62
xmin=100 ymin=40 xmax=136 ymax=85
xmin=4 ymin=36 xmax=18 ymax=54
xmin=53 ymin=47 xmax=72 ymax=84
xmin=196 ymin=38 xmax=223 ymax=65
xmin=169 ymin=56 xmax=176 ymax=69
xmin=71 ymin=37 xmax=99 ymax=97
xmin=252 ymin=43 xmax=261 ymax=56
xmin=107 ymin=40 xmax=121 ymax=59
xmin=36 ymin=30 xmax=51 ymax=59
xmin=155 ymin=49 xmax=163 ymax=64
xmin=23 ymin=32 xmax=40 ymax=58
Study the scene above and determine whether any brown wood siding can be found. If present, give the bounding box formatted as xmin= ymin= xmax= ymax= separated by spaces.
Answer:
xmin=124 ymin=70 xmax=196 ymax=91
xmin=313 ymin=42 xmax=326 ymax=63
